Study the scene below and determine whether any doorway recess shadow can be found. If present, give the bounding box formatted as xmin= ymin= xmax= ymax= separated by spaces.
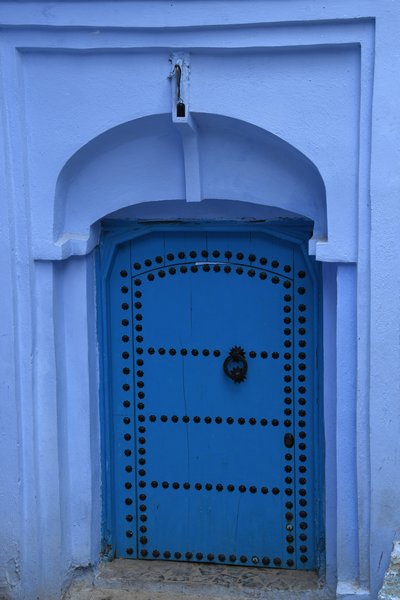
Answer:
xmin=64 ymin=559 xmax=333 ymax=600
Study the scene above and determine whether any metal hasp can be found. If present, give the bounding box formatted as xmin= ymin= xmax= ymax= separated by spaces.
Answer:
xmin=174 ymin=64 xmax=185 ymax=117
xmin=170 ymin=60 xmax=186 ymax=118
xmin=223 ymin=346 xmax=248 ymax=383
xmin=103 ymin=226 xmax=320 ymax=571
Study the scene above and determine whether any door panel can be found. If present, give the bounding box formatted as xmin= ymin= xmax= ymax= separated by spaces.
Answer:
xmin=107 ymin=228 xmax=318 ymax=570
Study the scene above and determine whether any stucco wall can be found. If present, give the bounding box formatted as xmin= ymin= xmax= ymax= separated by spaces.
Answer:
xmin=1 ymin=2 xmax=400 ymax=599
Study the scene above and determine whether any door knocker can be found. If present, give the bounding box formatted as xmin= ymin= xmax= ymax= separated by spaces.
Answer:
xmin=223 ymin=346 xmax=248 ymax=384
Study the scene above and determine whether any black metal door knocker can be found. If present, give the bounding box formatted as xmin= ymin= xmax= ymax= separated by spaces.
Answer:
xmin=223 ymin=346 xmax=248 ymax=384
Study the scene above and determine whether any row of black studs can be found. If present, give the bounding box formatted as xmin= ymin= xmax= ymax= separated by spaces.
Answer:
xmin=133 ymin=265 xmax=284 ymax=283
xmin=145 ymin=347 xmax=271 ymax=358
xmin=138 ymin=413 xmax=293 ymax=429
xmin=123 ymin=279 xmax=149 ymax=556
xmin=132 ymin=251 xmax=292 ymax=270
xmin=133 ymin=280 xmax=149 ymax=559
xmin=119 ymin=268 xmax=136 ymax=558
xmin=281 ymin=282 xmax=296 ymax=567
xmin=295 ymin=269 xmax=309 ymax=564
xmin=145 ymin=481 xmax=281 ymax=494
xmin=118 ymin=356 xmax=294 ymax=376
xmin=135 ymin=549 xmax=282 ymax=566
xmin=145 ymin=415 xmax=277 ymax=426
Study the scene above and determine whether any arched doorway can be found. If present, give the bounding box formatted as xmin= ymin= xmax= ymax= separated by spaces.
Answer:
xmin=98 ymin=220 xmax=322 ymax=570
xmin=51 ymin=113 xmax=328 ymax=575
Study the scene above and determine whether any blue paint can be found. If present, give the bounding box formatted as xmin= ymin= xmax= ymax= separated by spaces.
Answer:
xmin=98 ymin=223 xmax=321 ymax=570
xmin=0 ymin=4 xmax=398 ymax=599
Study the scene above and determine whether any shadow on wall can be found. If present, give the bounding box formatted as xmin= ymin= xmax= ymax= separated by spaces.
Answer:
xmin=55 ymin=112 xmax=326 ymax=246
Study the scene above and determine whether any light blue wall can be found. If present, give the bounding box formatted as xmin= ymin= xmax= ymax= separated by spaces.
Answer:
xmin=0 ymin=2 xmax=399 ymax=599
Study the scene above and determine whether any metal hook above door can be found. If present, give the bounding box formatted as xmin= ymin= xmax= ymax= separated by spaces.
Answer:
xmin=169 ymin=61 xmax=186 ymax=118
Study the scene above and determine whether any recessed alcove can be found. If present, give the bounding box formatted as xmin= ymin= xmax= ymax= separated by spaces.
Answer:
xmin=52 ymin=113 xmax=327 ymax=259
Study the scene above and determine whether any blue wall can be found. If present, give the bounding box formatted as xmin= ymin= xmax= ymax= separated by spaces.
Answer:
xmin=0 ymin=3 xmax=399 ymax=599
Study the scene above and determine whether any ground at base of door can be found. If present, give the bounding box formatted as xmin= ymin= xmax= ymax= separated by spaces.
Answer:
xmin=64 ymin=558 xmax=334 ymax=600
xmin=379 ymin=541 xmax=400 ymax=599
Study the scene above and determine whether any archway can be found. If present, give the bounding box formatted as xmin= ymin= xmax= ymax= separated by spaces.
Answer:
xmin=53 ymin=113 xmax=327 ymax=258
xmin=47 ymin=113 xmax=342 ymax=587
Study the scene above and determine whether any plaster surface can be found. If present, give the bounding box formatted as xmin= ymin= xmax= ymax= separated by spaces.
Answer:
xmin=0 ymin=3 xmax=399 ymax=600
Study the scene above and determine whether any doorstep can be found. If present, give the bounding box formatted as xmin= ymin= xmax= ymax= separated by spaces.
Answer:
xmin=64 ymin=558 xmax=334 ymax=600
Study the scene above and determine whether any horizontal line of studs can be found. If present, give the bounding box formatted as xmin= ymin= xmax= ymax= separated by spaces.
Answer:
xmin=143 ymin=348 xmax=271 ymax=358
xmin=133 ymin=251 xmax=286 ymax=264
xmin=127 ymin=548 xmax=292 ymax=566
xmin=121 ymin=356 xmax=305 ymax=370
xmin=126 ymin=509 xmax=305 ymax=561
xmin=144 ymin=481 xmax=278 ymax=494
xmin=132 ymin=264 xmax=291 ymax=285
xmin=127 ymin=472 xmax=306 ymax=490
xmin=138 ymin=415 xmax=280 ymax=426
xmin=120 ymin=358 xmax=304 ymax=373
xmin=129 ymin=350 xmax=296 ymax=363
xmin=128 ymin=251 xmax=292 ymax=271
xmin=122 ymin=354 xmax=307 ymax=368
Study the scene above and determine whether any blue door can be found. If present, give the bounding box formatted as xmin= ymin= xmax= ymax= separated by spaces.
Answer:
xmin=103 ymin=227 xmax=319 ymax=570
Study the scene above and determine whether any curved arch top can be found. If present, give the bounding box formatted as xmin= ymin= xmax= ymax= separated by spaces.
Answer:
xmin=49 ymin=112 xmax=327 ymax=260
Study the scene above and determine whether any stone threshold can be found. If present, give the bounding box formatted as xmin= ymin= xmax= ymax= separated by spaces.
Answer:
xmin=64 ymin=558 xmax=334 ymax=600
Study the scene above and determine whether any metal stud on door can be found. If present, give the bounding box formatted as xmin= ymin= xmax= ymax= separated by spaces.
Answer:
xmin=106 ymin=228 xmax=318 ymax=570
